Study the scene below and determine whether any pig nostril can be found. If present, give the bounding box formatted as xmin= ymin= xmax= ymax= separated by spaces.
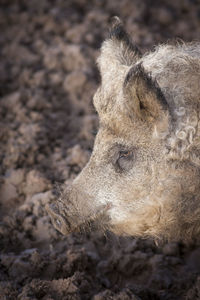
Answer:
xmin=56 ymin=219 xmax=62 ymax=228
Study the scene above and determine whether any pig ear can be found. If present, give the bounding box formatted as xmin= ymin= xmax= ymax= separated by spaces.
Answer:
xmin=97 ymin=17 xmax=141 ymax=81
xmin=123 ymin=63 xmax=169 ymax=121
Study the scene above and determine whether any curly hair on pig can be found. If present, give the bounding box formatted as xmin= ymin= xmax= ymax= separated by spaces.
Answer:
xmin=143 ymin=43 xmax=200 ymax=161
xmin=47 ymin=17 xmax=200 ymax=242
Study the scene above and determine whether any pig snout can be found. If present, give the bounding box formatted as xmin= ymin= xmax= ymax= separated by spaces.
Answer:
xmin=46 ymin=202 xmax=71 ymax=235
xmin=46 ymin=188 xmax=112 ymax=235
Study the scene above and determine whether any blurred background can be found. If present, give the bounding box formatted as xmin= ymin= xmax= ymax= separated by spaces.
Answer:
xmin=0 ymin=0 xmax=200 ymax=299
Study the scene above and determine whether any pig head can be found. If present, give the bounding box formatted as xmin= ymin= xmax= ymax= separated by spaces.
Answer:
xmin=47 ymin=17 xmax=200 ymax=241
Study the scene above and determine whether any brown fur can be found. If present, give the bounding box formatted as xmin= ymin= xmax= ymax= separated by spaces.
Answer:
xmin=46 ymin=18 xmax=200 ymax=242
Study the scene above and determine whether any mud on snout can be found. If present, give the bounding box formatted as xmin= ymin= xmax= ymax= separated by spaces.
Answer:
xmin=46 ymin=186 xmax=111 ymax=235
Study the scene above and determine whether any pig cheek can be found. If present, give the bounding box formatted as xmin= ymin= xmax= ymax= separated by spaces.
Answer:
xmin=105 ymin=179 xmax=151 ymax=229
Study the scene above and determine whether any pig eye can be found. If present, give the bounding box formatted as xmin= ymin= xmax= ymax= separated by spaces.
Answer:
xmin=116 ymin=150 xmax=134 ymax=171
xmin=119 ymin=150 xmax=132 ymax=158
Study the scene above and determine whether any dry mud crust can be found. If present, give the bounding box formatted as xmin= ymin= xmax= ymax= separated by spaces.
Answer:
xmin=0 ymin=0 xmax=200 ymax=299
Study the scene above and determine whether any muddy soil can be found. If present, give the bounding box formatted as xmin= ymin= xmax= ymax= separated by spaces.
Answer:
xmin=0 ymin=0 xmax=200 ymax=299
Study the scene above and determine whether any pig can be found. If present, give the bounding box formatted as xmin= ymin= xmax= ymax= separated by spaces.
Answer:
xmin=46 ymin=17 xmax=200 ymax=242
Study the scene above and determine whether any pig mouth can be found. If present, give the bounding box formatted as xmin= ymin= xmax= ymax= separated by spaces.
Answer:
xmin=46 ymin=201 xmax=112 ymax=235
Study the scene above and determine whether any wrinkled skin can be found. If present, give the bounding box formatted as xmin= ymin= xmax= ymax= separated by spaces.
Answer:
xmin=47 ymin=18 xmax=200 ymax=242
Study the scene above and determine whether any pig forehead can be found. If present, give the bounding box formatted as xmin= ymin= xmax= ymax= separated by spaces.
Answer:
xmin=94 ymin=123 xmax=149 ymax=148
xmin=99 ymin=116 xmax=150 ymax=137
xmin=92 ymin=129 xmax=127 ymax=155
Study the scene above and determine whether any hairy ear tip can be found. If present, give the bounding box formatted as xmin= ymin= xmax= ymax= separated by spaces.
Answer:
xmin=111 ymin=16 xmax=122 ymax=27
xmin=109 ymin=16 xmax=126 ymax=40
